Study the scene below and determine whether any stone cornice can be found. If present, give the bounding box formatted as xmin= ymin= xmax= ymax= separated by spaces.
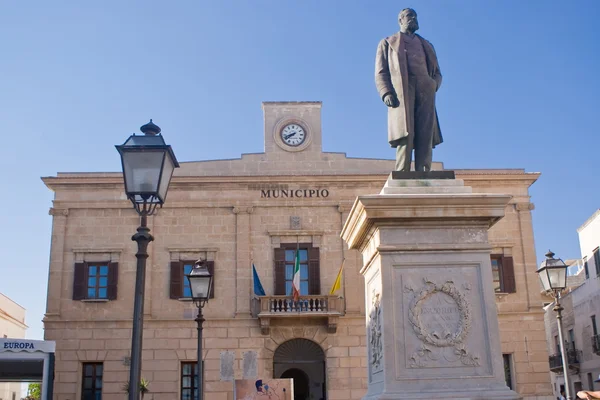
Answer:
xmin=42 ymin=170 xmax=540 ymax=191
xmin=268 ymin=230 xmax=325 ymax=237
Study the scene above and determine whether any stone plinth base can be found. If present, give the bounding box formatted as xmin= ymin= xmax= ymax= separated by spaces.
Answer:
xmin=341 ymin=175 xmax=519 ymax=400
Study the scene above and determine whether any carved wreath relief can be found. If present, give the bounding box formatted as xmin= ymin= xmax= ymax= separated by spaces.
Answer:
xmin=404 ymin=278 xmax=480 ymax=368
xmin=369 ymin=291 xmax=383 ymax=373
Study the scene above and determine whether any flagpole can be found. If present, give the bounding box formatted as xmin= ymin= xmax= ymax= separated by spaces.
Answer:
xmin=339 ymin=208 xmax=347 ymax=313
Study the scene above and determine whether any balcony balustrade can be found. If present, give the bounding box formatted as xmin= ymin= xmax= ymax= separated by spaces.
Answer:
xmin=252 ymin=294 xmax=343 ymax=334
xmin=548 ymin=347 xmax=582 ymax=373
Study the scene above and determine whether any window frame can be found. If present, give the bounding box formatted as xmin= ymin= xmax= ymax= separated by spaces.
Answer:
xmin=490 ymin=255 xmax=516 ymax=293
xmin=282 ymin=245 xmax=310 ymax=296
xmin=85 ymin=263 xmax=110 ymax=300
xmin=73 ymin=261 xmax=118 ymax=301
xmin=274 ymin=243 xmax=320 ymax=296
xmin=593 ymin=248 xmax=600 ymax=276
xmin=81 ymin=362 xmax=103 ymax=400
xmin=502 ymin=353 xmax=514 ymax=390
xmin=180 ymin=361 xmax=204 ymax=400
xmin=170 ymin=260 xmax=215 ymax=300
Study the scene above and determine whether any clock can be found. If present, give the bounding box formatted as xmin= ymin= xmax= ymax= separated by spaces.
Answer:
xmin=280 ymin=123 xmax=306 ymax=147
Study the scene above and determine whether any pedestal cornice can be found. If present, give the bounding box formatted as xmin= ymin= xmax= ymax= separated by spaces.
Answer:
xmin=341 ymin=193 xmax=512 ymax=252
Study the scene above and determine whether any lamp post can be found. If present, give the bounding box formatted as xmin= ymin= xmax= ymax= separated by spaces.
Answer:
xmin=537 ymin=250 xmax=571 ymax=400
xmin=186 ymin=260 xmax=214 ymax=400
xmin=116 ymin=120 xmax=179 ymax=400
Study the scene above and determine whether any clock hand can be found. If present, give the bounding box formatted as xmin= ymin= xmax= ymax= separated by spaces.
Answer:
xmin=284 ymin=132 xmax=297 ymax=140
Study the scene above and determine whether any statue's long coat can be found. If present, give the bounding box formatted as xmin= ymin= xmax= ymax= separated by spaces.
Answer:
xmin=375 ymin=32 xmax=443 ymax=148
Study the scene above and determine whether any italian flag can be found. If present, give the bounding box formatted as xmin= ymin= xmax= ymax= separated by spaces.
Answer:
xmin=292 ymin=249 xmax=301 ymax=302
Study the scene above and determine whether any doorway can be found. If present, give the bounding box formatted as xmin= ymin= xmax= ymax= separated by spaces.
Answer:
xmin=281 ymin=368 xmax=309 ymax=399
xmin=273 ymin=338 xmax=326 ymax=400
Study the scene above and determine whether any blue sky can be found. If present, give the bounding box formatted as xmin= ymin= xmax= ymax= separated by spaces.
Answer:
xmin=1 ymin=1 xmax=598 ymax=341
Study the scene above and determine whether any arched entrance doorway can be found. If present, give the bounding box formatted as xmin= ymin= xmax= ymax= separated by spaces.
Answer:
xmin=273 ymin=338 xmax=326 ymax=400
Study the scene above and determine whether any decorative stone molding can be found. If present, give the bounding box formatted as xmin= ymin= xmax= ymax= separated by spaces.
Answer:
xmin=49 ymin=207 xmax=69 ymax=216
xmin=369 ymin=292 xmax=383 ymax=373
xmin=72 ymin=247 xmax=122 ymax=263
xmin=168 ymin=247 xmax=218 ymax=262
xmin=404 ymin=278 xmax=480 ymax=368
xmin=290 ymin=216 xmax=301 ymax=230
xmin=268 ymin=230 xmax=324 ymax=248
xmin=514 ymin=202 xmax=535 ymax=211
xmin=337 ymin=204 xmax=351 ymax=214
xmin=232 ymin=206 xmax=254 ymax=215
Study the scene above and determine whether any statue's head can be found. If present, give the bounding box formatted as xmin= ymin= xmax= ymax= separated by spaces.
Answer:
xmin=399 ymin=8 xmax=419 ymax=33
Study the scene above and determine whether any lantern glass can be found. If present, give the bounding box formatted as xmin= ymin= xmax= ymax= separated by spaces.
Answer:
xmin=116 ymin=132 xmax=179 ymax=207
xmin=122 ymin=150 xmax=165 ymax=202
xmin=187 ymin=264 xmax=213 ymax=302
xmin=538 ymin=268 xmax=551 ymax=292
xmin=157 ymin=152 xmax=176 ymax=202
xmin=537 ymin=251 xmax=568 ymax=292
xmin=547 ymin=266 xmax=567 ymax=290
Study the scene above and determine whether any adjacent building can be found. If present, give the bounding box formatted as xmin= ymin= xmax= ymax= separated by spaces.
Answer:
xmin=0 ymin=293 xmax=27 ymax=400
xmin=42 ymin=102 xmax=553 ymax=399
xmin=544 ymin=209 xmax=600 ymax=396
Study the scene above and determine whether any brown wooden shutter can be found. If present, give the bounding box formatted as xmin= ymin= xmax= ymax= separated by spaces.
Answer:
xmin=274 ymin=248 xmax=286 ymax=295
xmin=308 ymin=247 xmax=321 ymax=295
xmin=206 ymin=261 xmax=215 ymax=299
xmin=170 ymin=261 xmax=183 ymax=299
xmin=73 ymin=262 xmax=87 ymax=300
xmin=107 ymin=262 xmax=119 ymax=300
xmin=501 ymin=256 xmax=516 ymax=293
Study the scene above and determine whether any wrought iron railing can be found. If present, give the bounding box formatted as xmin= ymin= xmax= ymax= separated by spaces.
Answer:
xmin=548 ymin=348 xmax=582 ymax=372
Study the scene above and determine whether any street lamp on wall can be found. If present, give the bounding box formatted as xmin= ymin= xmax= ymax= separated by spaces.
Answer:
xmin=186 ymin=260 xmax=214 ymax=400
xmin=116 ymin=120 xmax=179 ymax=400
xmin=537 ymin=250 xmax=572 ymax=400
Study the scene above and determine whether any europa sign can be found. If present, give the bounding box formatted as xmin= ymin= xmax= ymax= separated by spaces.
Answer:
xmin=3 ymin=342 xmax=35 ymax=350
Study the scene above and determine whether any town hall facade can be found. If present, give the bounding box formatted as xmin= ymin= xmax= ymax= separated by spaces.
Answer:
xmin=43 ymin=102 xmax=553 ymax=399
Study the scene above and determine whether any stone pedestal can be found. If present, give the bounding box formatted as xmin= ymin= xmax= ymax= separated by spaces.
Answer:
xmin=341 ymin=174 xmax=519 ymax=400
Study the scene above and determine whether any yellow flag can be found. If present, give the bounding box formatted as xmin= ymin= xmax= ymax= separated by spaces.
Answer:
xmin=329 ymin=259 xmax=345 ymax=295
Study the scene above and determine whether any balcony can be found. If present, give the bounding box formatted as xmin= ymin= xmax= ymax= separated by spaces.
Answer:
xmin=252 ymin=295 xmax=343 ymax=334
xmin=548 ymin=348 xmax=582 ymax=373
xmin=593 ymin=335 xmax=600 ymax=356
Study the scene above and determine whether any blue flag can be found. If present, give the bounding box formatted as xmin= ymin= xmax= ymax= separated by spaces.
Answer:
xmin=253 ymin=264 xmax=266 ymax=296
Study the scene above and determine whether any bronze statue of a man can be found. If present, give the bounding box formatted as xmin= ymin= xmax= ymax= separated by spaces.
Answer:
xmin=375 ymin=8 xmax=443 ymax=172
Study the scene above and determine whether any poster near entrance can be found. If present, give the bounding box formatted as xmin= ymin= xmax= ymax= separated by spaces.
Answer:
xmin=234 ymin=378 xmax=294 ymax=400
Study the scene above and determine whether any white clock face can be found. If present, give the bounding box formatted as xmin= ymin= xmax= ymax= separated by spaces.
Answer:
xmin=281 ymin=124 xmax=306 ymax=146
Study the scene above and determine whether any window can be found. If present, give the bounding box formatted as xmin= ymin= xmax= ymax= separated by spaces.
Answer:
xmin=502 ymin=354 xmax=513 ymax=390
xmin=73 ymin=262 xmax=118 ymax=300
xmin=584 ymin=259 xmax=589 ymax=279
xmin=592 ymin=315 xmax=598 ymax=336
xmin=568 ymin=329 xmax=575 ymax=351
xmin=181 ymin=362 xmax=200 ymax=400
xmin=81 ymin=362 xmax=103 ymax=400
xmin=170 ymin=261 xmax=215 ymax=299
xmin=274 ymin=243 xmax=320 ymax=296
xmin=554 ymin=335 xmax=560 ymax=355
xmin=490 ymin=255 xmax=516 ymax=293
xmin=594 ymin=248 xmax=600 ymax=276
xmin=284 ymin=248 xmax=309 ymax=296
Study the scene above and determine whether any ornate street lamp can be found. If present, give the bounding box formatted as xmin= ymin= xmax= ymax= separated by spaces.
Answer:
xmin=537 ymin=250 xmax=571 ymax=400
xmin=116 ymin=120 xmax=179 ymax=400
xmin=186 ymin=260 xmax=214 ymax=400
